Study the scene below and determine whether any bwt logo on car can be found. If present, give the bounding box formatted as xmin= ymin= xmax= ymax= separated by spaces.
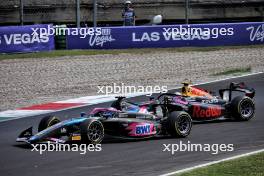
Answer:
xmin=135 ymin=124 xmax=151 ymax=134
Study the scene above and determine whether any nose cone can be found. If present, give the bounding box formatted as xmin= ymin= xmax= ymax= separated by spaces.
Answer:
xmin=28 ymin=135 xmax=39 ymax=143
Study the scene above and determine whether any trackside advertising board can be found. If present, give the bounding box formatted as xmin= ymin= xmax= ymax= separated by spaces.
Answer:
xmin=67 ymin=22 xmax=264 ymax=49
xmin=0 ymin=24 xmax=54 ymax=53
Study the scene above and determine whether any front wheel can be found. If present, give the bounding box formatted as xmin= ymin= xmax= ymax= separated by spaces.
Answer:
xmin=80 ymin=119 xmax=104 ymax=144
xmin=38 ymin=116 xmax=61 ymax=132
xmin=166 ymin=111 xmax=192 ymax=137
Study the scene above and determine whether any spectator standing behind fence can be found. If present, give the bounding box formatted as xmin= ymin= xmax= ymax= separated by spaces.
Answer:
xmin=122 ymin=1 xmax=136 ymax=26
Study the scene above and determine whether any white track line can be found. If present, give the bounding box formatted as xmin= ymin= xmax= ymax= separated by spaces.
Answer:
xmin=160 ymin=148 xmax=264 ymax=176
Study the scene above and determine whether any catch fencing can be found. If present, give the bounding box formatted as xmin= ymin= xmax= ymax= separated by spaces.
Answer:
xmin=1 ymin=1 xmax=263 ymax=26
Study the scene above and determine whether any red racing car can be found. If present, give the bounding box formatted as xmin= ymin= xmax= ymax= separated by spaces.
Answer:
xmin=112 ymin=81 xmax=255 ymax=122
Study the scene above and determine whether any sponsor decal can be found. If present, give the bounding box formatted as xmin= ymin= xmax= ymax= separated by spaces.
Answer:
xmin=71 ymin=135 xmax=81 ymax=141
xmin=89 ymin=28 xmax=115 ymax=47
xmin=201 ymin=99 xmax=219 ymax=104
xmin=127 ymin=122 xmax=156 ymax=136
xmin=132 ymin=26 xmax=234 ymax=42
xmin=136 ymin=124 xmax=151 ymax=135
xmin=67 ymin=22 xmax=264 ymax=50
xmin=247 ymin=24 xmax=264 ymax=42
xmin=192 ymin=105 xmax=222 ymax=118
xmin=0 ymin=33 xmax=49 ymax=45
xmin=132 ymin=32 xmax=160 ymax=42
xmin=0 ymin=25 xmax=54 ymax=53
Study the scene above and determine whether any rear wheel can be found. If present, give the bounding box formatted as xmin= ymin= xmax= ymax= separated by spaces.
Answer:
xmin=38 ymin=116 xmax=61 ymax=132
xmin=166 ymin=111 xmax=192 ymax=137
xmin=231 ymin=96 xmax=255 ymax=121
xmin=80 ymin=119 xmax=104 ymax=144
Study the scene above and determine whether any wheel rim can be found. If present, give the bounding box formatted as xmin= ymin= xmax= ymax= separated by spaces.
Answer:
xmin=240 ymin=100 xmax=254 ymax=118
xmin=49 ymin=119 xmax=60 ymax=126
xmin=87 ymin=121 xmax=104 ymax=142
xmin=47 ymin=118 xmax=60 ymax=128
xmin=176 ymin=115 xmax=191 ymax=134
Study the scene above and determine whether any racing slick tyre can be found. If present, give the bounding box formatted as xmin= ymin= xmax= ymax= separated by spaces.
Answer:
xmin=38 ymin=116 xmax=61 ymax=132
xmin=80 ymin=119 xmax=104 ymax=144
xmin=231 ymin=96 xmax=255 ymax=121
xmin=166 ymin=111 xmax=192 ymax=137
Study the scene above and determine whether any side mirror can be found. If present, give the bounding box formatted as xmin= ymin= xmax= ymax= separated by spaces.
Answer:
xmin=152 ymin=15 xmax=162 ymax=25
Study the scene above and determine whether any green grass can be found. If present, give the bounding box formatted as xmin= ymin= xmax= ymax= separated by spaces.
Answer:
xmin=0 ymin=44 xmax=264 ymax=60
xmin=175 ymin=152 xmax=264 ymax=176
xmin=211 ymin=67 xmax=251 ymax=76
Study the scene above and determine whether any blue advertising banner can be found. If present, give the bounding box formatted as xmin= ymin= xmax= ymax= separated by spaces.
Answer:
xmin=66 ymin=22 xmax=264 ymax=49
xmin=0 ymin=24 xmax=54 ymax=53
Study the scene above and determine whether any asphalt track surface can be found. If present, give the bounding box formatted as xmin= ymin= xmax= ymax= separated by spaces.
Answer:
xmin=0 ymin=73 xmax=263 ymax=176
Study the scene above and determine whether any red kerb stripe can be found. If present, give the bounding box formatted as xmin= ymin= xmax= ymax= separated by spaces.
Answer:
xmin=19 ymin=103 xmax=84 ymax=110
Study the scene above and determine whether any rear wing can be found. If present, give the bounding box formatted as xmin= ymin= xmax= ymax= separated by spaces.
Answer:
xmin=219 ymin=82 xmax=255 ymax=102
